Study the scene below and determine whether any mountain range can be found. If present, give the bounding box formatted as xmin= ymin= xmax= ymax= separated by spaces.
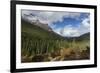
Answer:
xmin=21 ymin=17 xmax=90 ymax=41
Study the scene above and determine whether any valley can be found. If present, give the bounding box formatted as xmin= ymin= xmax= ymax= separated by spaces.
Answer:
xmin=21 ymin=18 xmax=90 ymax=63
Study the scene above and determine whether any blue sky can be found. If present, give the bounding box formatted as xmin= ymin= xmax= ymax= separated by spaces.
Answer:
xmin=22 ymin=10 xmax=90 ymax=37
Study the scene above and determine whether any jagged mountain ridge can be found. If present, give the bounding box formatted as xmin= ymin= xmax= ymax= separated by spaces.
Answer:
xmin=21 ymin=18 xmax=63 ymax=40
xmin=22 ymin=15 xmax=90 ymax=41
xmin=32 ymin=19 xmax=52 ymax=32
xmin=22 ymin=14 xmax=52 ymax=32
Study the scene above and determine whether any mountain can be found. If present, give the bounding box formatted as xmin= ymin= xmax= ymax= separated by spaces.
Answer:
xmin=21 ymin=18 xmax=63 ymax=40
xmin=77 ymin=32 xmax=90 ymax=41
xmin=22 ymin=14 xmax=52 ymax=32
xmin=32 ymin=19 xmax=52 ymax=32
xmin=62 ymin=32 xmax=90 ymax=42
xmin=21 ymin=17 xmax=90 ymax=41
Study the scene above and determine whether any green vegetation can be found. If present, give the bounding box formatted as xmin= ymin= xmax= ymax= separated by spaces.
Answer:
xmin=21 ymin=19 xmax=90 ymax=62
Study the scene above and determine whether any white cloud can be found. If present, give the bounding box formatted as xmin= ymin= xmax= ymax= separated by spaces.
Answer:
xmin=62 ymin=25 xmax=80 ymax=37
xmin=53 ymin=17 xmax=90 ymax=37
xmin=22 ymin=10 xmax=81 ymax=25
xmin=82 ymin=17 xmax=90 ymax=28
xmin=22 ymin=10 xmax=90 ymax=37
xmin=54 ymin=25 xmax=80 ymax=37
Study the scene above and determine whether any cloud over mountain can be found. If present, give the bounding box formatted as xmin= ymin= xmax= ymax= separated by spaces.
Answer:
xmin=21 ymin=10 xmax=90 ymax=37
xmin=22 ymin=10 xmax=81 ymax=25
xmin=53 ymin=16 xmax=90 ymax=37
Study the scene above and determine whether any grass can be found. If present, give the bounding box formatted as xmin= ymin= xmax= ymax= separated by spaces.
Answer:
xmin=21 ymin=19 xmax=90 ymax=63
xmin=21 ymin=38 xmax=90 ymax=62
